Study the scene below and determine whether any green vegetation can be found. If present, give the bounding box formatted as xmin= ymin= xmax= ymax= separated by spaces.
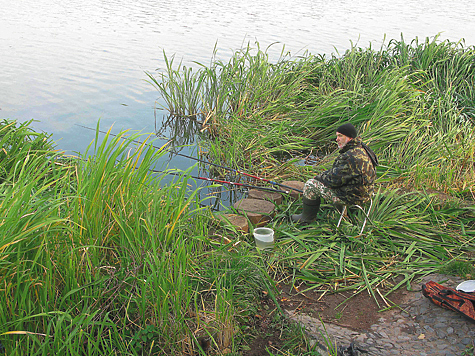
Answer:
xmin=0 ymin=122 xmax=276 ymax=355
xmin=148 ymin=35 xmax=475 ymax=194
xmin=439 ymin=260 xmax=475 ymax=278
xmin=1 ymin=35 xmax=475 ymax=355
xmin=147 ymin=34 xmax=475 ymax=349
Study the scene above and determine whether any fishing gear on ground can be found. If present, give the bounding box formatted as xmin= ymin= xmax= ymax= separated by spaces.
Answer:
xmin=422 ymin=280 xmax=475 ymax=322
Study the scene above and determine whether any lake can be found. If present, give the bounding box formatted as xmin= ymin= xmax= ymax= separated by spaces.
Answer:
xmin=1 ymin=0 xmax=474 ymax=179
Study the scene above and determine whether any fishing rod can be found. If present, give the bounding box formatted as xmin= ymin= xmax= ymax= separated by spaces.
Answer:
xmin=153 ymin=168 xmax=294 ymax=195
xmin=71 ymin=150 xmax=294 ymax=195
xmin=77 ymin=124 xmax=304 ymax=193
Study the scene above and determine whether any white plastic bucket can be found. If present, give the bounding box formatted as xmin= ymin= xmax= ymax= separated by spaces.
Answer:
xmin=253 ymin=227 xmax=274 ymax=250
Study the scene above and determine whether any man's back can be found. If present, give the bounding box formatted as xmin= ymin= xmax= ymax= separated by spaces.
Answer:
xmin=316 ymin=138 xmax=375 ymax=204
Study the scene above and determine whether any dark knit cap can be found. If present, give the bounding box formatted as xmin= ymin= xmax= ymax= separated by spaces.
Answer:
xmin=336 ymin=123 xmax=357 ymax=139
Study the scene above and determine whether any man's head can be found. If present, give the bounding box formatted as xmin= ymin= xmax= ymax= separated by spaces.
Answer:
xmin=336 ymin=122 xmax=357 ymax=149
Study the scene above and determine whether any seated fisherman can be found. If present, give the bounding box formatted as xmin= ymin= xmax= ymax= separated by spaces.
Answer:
xmin=291 ymin=122 xmax=378 ymax=223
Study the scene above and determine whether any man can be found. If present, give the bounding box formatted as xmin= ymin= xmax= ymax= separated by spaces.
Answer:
xmin=291 ymin=122 xmax=378 ymax=223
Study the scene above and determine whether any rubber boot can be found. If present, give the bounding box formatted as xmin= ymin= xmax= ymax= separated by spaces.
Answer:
xmin=291 ymin=197 xmax=321 ymax=223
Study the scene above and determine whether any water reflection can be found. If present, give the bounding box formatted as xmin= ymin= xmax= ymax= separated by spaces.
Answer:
xmin=201 ymin=184 xmax=244 ymax=211
xmin=154 ymin=114 xmax=201 ymax=155
xmin=154 ymin=113 xmax=247 ymax=208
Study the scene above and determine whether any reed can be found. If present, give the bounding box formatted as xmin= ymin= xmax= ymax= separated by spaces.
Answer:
xmin=0 ymin=121 xmax=273 ymax=355
xmin=147 ymin=43 xmax=315 ymax=175
xmin=151 ymin=36 xmax=475 ymax=195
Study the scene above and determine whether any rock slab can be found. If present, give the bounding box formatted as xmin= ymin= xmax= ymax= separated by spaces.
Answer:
xmin=233 ymin=198 xmax=275 ymax=227
xmin=248 ymin=189 xmax=282 ymax=205
xmin=281 ymin=180 xmax=305 ymax=199
xmin=215 ymin=214 xmax=249 ymax=233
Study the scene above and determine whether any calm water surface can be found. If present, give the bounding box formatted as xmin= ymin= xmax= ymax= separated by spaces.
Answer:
xmin=1 ymin=0 xmax=474 ymax=169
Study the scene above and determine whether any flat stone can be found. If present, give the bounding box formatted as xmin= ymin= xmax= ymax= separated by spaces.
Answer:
xmin=447 ymin=337 xmax=458 ymax=345
xmin=280 ymin=180 xmax=304 ymax=199
xmin=456 ymin=328 xmax=469 ymax=337
xmin=233 ymin=198 xmax=275 ymax=226
xmin=437 ymin=329 xmax=448 ymax=337
xmin=415 ymin=315 xmax=425 ymax=322
xmin=418 ymin=305 xmax=429 ymax=314
xmin=215 ymin=213 xmax=249 ymax=233
xmin=248 ymin=189 xmax=283 ymax=205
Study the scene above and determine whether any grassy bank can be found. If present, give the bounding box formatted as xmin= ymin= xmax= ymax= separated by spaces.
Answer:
xmin=149 ymin=35 xmax=475 ymax=194
xmin=148 ymin=34 xmax=475 ymax=327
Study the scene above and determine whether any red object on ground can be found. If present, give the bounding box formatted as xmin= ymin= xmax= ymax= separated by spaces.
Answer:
xmin=422 ymin=280 xmax=475 ymax=323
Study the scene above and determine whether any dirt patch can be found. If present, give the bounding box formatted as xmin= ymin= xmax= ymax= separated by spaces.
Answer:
xmin=240 ymin=292 xmax=293 ymax=356
xmin=276 ymin=282 xmax=409 ymax=332
xmin=241 ymin=282 xmax=410 ymax=355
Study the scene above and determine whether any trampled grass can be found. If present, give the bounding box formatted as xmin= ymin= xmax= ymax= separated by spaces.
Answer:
xmin=270 ymin=189 xmax=475 ymax=297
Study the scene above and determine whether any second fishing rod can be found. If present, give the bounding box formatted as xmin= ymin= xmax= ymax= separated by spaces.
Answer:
xmin=77 ymin=124 xmax=304 ymax=193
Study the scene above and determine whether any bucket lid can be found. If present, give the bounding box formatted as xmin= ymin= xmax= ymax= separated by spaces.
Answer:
xmin=456 ymin=280 xmax=475 ymax=293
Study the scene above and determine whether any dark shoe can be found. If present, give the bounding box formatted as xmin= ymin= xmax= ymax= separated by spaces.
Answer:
xmin=291 ymin=197 xmax=321 ymax=223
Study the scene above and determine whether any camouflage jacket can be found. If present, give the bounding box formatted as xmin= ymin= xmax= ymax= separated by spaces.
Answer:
xmin=314 ymin=138 xmax=376 ymax=205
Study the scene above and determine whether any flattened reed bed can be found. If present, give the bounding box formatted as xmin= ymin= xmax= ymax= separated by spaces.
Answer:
xmin=267 ymin=188 xmax=475 ymax=299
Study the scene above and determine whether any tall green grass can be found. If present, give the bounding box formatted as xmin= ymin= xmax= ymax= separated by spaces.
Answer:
xmin=150 ymin=36 xmax=475 ymax=195
xmin=0 ymin=121 xmax=273 ymax=355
